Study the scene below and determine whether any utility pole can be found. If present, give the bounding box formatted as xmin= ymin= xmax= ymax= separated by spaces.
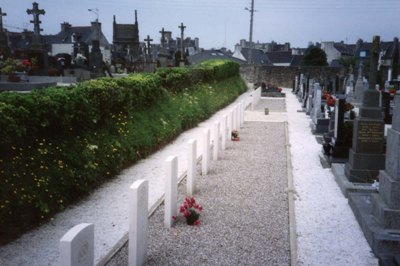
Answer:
xmin=245 ymin=0 xmax=255 ymax=65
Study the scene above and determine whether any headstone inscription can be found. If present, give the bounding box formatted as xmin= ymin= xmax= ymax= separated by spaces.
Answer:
xmin=344 ymin=36 xmax=385 ymax=183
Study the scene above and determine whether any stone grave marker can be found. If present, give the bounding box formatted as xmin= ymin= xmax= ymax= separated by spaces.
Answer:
xmin=348 ymin=94 xmax=400 ymax=263
xmin=353 ymin=64 xmax=364 ymax=105
xmin=129 ymin=179 xmax=148 ymax=266
xmin=60 ymin=223 xmax=94 ymax=266
xmin=344 ymin=36 xmax=385 ymax=183
xmin=164 ymin=156 xmax=177 ymax=228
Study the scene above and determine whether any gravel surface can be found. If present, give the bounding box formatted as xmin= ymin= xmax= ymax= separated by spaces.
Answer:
xmin=106 ymin=120 xmax=290 ymax=266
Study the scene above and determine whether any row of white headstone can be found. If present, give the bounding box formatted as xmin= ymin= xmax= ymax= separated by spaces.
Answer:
xmin=59 ymin=90 xmax=259 ymax=266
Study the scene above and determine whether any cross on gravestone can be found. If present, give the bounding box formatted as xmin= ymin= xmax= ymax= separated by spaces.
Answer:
xmin=0 ymin=8 xmax=7 ymax=33
xmin=178 ymin=22 xmax=186 ymax=61
xmin=144 ymin=35 xmax=153 ymax=55
xmin=27 ymin=2 xmax=45 ymax=44
xmin=159 ymin=27 xmax=166 ymax=49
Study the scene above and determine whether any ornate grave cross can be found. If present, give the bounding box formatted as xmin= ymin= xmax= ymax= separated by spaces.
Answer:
xmin=159 ymin=27 xmax=166 ymax=49
xmin=0 ymin=8 xmax=7 ymax=33
xmin=27 ymin=2 xmax=45 ymax=44
xmin=144 ymin=35 xmax=153 ymax=55
xmin=178 ymin=22 xmax=186 ymax=61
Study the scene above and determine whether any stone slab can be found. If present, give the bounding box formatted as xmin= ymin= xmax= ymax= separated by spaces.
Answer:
xmin=331 ymin=163 xmax=377 ymax=197
xmin=348 ymin=192 xmax=400 ymax=260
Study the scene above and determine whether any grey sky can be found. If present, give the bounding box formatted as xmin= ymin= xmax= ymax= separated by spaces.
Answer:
xmin=1 ymin=0 xmax=399 ymax=50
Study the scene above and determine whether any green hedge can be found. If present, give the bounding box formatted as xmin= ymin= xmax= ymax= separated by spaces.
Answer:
xmin=0 ymin=60 xmax=245 ymax=244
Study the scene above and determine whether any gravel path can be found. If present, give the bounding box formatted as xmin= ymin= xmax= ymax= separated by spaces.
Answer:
xmin=107 ymin=114 xmax=290 ymax=264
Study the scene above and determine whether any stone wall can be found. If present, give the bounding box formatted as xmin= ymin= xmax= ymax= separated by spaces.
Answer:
xmin=240 ymin=65 xmax=341 ymax=88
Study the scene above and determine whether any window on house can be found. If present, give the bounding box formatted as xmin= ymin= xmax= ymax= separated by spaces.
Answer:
xmin=360 ymin=51 xmax=366 ymax=57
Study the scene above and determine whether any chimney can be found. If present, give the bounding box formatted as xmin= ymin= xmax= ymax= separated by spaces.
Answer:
xmin=61 ymin=22 xmax=71 ymax=33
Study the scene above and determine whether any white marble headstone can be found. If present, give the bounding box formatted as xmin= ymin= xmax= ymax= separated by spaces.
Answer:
xmin=60 ymin=223 xmax=94 ymax=266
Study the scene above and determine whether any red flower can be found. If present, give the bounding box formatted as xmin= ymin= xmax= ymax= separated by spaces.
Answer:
xmin=172 ymin=216 xmax=177 ymax=221
xmin=198 ymin=205 xmax=203 ymax=211
xmin=194 ymin=220 xmax=200 ymax=226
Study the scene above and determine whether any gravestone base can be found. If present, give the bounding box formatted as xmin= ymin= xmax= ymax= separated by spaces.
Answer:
xmin=345 ymin=150 xmax=385 ymax=182
xmin=348 ymin=192 xmax=400 ymax=262
xmin=332 ymin=163 xmax=377 ymax=197
xmin=261 ymin=92 xmax=285 ymax=97
xmin=310 ymin=118 xmax=330 ymax=134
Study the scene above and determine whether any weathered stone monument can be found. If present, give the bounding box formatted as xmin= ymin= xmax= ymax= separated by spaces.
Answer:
xmin=143 ymin=35 xmax=155 ymax=72
xmin=348 ymin=94 xmax=400 ymax=264
xmin=158 ymin=27 xmax=170 ymax=67
xmin=0 ymin=8 xmax=9 ymax=56
xmin=344 ymin=36 xmax=386 ymax=183
xmin=178 ymin=22 xmax=186 ymax=67
xmin=353 ymin=63 xmax=365 ymax=105
xmin=26 ymin=2 xmax=48 ymax=71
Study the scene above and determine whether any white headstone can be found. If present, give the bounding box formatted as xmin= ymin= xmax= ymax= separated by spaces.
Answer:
xmin=201 ymin=128 xmax=210 ymax=175
xmin=213 ymin=121 xmax=220 ymax=160
xmin=128 ymin=179 xmax=148 ymax=266
xmin=164 ymin=156 xmax=177 ymax=228
xmin=60 ymin=223 xmax=94 ymax=266
xmin=187 ymin=139 xmax=196 ymax=196
xmin=312 ymin=83 xmax=322 ymax=124
xmin=221 ymin=115 xmax=227 ymax=150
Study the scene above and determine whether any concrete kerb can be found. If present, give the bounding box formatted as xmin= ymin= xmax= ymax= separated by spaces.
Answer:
xmin=284 ymin=121 xmax=298 ymax=266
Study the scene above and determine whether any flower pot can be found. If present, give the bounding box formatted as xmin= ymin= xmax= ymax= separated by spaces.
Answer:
xmin=264 ymin=108 xmax=269 ymax=115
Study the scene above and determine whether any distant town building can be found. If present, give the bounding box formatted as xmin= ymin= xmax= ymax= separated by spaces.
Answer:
xmin=44 ymin=21 xmax=111 ymax=65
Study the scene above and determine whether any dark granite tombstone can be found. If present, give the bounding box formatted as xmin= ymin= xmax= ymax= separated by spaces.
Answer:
xmin=381 ymin=91 xmax=393 ymax=124
xmin=302 ymin=75 xmax=310 ymax=108
xmin=344 ymin=36 xmax=385 ymax=183
xmin=348 ymin=93 xmax=400 ymax=263
xmin=330 ymin=96 xmax=353 ymax=161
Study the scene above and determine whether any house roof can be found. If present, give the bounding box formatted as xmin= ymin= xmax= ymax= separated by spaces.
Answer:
xmin=266 ymin=51 xmax=292 ymax=64
xmin=264 ymin=51 xmax=304 ymax=66
xmin=333 ymin=43 xmax=355 ymax=56
xmin=187 ymin=49 xmax=245 ymax=65
xmin=43 ymin=24 xmax=110 ymax=48
xmin=290 ymin=55 xmax=304 ymax=66
xmin=239 ymin=48 xmax=272 ymax=65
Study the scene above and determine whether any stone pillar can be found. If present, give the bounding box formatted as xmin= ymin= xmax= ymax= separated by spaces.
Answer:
xmin=344 ymin=36 xmax=385 ymax=183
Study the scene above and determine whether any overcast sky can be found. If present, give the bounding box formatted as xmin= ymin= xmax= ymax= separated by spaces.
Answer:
xmin=1 ymin=0 xmax=399 ymax=50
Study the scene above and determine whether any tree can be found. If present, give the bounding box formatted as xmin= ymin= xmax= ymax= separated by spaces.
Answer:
xmin=301 ymin=46 xmax=328 ymax=66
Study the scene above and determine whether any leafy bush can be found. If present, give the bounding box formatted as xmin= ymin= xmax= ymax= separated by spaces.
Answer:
xmin=0 ymin=60 xmax=244 ymax=244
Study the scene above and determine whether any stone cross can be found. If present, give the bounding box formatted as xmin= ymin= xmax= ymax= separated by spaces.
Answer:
xmin=0 ymin=8 xmax=7 ymax=33
xmin=368 ymin=36 xmax=380 ymax=91
xmin=159 ymin=27 xmax=166 ymax=49
xmin=27 ymin=2 xmax=45 ymax=44
xmin=144 ymin=35 xmax=153 ymax=55
xmin=178 ymin=22 xmax=186 ymax=61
